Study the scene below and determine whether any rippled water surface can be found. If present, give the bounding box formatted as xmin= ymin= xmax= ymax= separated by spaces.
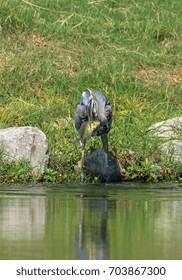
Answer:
xmin=0 ymin=182 xmax=182 ymax=260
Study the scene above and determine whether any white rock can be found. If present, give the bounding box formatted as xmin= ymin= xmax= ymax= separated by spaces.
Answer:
xmin=161 ymin=140 xmax=182 ymax=163
xmin=0 ymin=126 xmax=48 ymax=176
xmin=149 ymin=117 xmax=182 ymax=138
xmin=149 ymin=117 xmax=182 ymax=163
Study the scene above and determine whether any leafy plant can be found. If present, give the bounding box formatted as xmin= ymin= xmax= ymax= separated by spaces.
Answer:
xmin=126 ymin=158 xmax=162 ymax=182
xmin=42 ymin=168 xmax=58 ymax=183
xmin=0 ymin=159 xmax=34 ymax=183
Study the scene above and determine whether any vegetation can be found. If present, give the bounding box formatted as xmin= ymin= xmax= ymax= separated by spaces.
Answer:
xmin=0 ymin=0 xmax=181 ymax=183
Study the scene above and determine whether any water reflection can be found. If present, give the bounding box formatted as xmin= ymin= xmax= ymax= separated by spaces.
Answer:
xmin=0 ymin=196 xmax=46 ymax=240
xmin=0 ymin=184 xmax=182 ymax=260
xmin=76 ymin=198 xmax=109 ymax=259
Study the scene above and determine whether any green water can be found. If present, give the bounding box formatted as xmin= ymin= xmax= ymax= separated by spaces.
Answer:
xmin=0 ymin=183 xmax=182 ymax=260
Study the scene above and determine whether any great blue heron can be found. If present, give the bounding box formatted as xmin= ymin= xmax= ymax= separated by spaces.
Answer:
xmin=75 ymin=89 xmax=112 ymax=182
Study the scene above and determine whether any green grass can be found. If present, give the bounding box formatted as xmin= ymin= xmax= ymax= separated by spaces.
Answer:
xmin=0 ymin=0 xmax=181 ymax=183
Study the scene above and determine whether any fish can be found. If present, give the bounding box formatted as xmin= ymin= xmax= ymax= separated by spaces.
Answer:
xmin=77 ymin=121 xmax=100 ymax=141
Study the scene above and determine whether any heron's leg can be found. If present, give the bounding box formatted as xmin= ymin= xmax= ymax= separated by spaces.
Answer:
xmin=101 ymin=133 xmax=108 ymax=153
xmin=80 ymin=139 xmax=86 ymax=183
xmin=101 ymin=133 xmax=109 ymax=167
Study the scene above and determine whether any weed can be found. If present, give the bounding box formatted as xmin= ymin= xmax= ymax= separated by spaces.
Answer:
xmin=0 ymin=158 xmax=34 ymax=184
xmin=126 ymin=158 xmax=162 ymax=182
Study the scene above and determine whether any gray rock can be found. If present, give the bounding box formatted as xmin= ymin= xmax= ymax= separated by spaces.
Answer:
xmin=149 ymin=117 xmax=182 ymax=138
xmin=149 ymin=117 xmax=182 ymax=163
xmin=84 ymin=149 xmax=123 ymax=182
xmin=161 ymin=140 xmax=182 ymax=163
xmin=0 ymin=126 xmax=48 ymax=176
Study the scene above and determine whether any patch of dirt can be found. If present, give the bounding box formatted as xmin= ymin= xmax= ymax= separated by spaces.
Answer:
xmin=136 ymin=66 xmax=182 ymax=86
xmin=24 ymin=33 xmax=51 ymax=48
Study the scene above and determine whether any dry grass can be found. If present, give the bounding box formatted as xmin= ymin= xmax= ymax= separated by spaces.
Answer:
xmin=136 ymin=66 xmax=182 ymax=86
xmin=0 ymin=32 xmax=81 ymax=76
xmin=0 ymin=52 xmax=13 ymax=70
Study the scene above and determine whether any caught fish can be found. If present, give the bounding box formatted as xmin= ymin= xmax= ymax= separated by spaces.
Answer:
xmin=78 ymin=121 xmax=100 ymax=141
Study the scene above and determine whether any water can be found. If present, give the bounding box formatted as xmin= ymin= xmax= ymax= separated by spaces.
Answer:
xmin=0 ymin=182 xmax=182 ymax=260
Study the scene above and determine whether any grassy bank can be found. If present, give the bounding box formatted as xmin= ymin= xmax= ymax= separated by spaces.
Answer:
xmin=0 ymin=0 xmax=181 ymax=183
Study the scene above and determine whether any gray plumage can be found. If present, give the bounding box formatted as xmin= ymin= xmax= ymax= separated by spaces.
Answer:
xmin=75 ymin=89 xmax=112 ymax=139
xmin=75 ymin=89 xmax=112 ymax=182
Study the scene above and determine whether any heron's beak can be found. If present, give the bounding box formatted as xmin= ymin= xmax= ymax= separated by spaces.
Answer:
xmin=86 ymin=106 xmax=91 ymax=121
xmin=86 ymin=106 xmax=90 ymax=121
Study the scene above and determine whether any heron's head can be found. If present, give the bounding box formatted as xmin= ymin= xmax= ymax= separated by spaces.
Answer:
xmin=81 ymin=90 xmax=112 ymax=132
xmin=81 ymin=90 xmax=92 ymax=107
xmin=91 ymin=95 xmax=112 ymax=131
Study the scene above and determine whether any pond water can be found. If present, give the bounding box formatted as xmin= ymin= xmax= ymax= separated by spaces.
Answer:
xmin=0 ymin=182 xmax=182 ymax=260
